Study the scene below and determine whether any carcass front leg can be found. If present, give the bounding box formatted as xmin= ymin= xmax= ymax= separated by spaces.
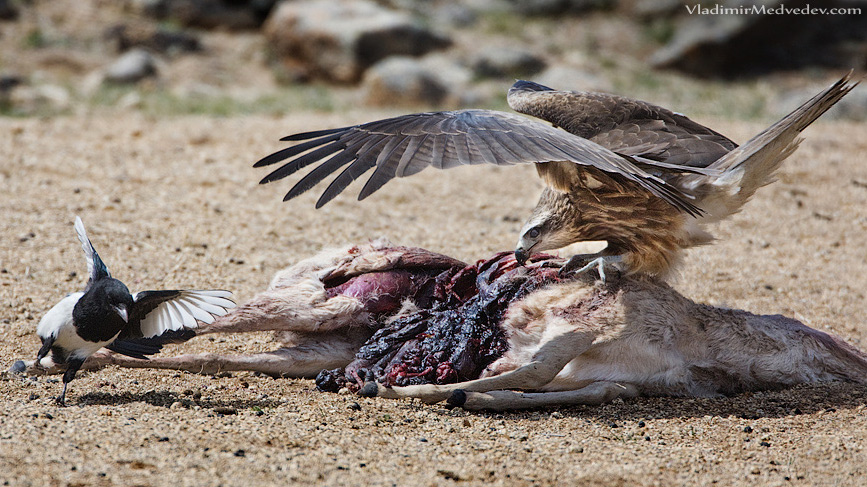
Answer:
xmin=452 ymin=381 xmax=639 ymax=411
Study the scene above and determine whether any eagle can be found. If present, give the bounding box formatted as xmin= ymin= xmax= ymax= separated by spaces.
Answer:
xmin=254 ymin=73 xmax=856 ymax=278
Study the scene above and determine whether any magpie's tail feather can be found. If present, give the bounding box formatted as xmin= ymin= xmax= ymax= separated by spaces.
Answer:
xmin=107 ymin=329 xmax=197 ymax=359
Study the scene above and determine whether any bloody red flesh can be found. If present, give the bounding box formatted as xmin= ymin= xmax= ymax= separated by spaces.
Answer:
xmin=316 ymin=251 xmax=566 ymax=392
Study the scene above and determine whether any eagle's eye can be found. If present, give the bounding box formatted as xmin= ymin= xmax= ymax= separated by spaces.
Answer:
xmin=526 ymin=227 xmax=541 ymax=239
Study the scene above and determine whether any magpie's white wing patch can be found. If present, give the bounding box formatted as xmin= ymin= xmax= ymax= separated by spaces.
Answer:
xmin=135 ymin=290 xmax=235 ymax=338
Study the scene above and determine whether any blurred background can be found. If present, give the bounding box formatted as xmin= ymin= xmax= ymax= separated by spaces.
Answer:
xmin=0 ymin=0 xmax=865 ymax=121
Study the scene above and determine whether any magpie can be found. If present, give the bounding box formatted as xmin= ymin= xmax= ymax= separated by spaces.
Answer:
xmin=34 ymin=217 xmax=235 ymax=405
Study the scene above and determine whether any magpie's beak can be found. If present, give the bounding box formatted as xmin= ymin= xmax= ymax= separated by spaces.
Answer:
xmin=113 ymin=305 xmax=129 ymax=323
xmin=515 ymin=248 xmax=530 ymax=266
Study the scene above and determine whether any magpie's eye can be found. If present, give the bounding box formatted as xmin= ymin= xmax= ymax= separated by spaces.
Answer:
xmin=526 ymin=227 xmax=541 ymax=239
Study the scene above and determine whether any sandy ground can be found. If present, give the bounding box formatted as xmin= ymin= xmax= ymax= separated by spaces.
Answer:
xmin=1 ymin=112 xmax=866 ymax=486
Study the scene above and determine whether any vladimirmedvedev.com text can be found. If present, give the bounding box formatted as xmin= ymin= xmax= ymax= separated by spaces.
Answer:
xmin=685 ymin=3 xmax=861 ymax=15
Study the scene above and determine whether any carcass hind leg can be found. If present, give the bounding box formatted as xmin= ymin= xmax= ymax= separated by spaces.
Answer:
xmin=96 ymin=338 xmax=360 ymax=378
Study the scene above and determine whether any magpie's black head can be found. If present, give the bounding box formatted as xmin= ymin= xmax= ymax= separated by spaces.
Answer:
xmin=74 ymin=278 xmax=133 ymax=337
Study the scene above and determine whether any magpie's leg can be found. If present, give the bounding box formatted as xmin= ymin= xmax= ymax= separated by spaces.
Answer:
xmin=559 ymin=254 xmax=623 ymax=282
xmin=56 ymin=358 xmax=84 ymax=406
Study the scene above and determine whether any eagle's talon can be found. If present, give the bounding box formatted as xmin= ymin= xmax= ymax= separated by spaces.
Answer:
xmin=559 ymin=254 xmax=622 ymax=283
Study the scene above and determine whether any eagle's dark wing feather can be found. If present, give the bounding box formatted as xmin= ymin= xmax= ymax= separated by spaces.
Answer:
xmin=256 ymin=109 xmax=714 ymax=215
xmin=506 ymin=81 xmax=737 ymax=169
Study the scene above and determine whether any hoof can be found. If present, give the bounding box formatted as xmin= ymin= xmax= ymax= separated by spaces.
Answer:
xmin=446 ymin=389 xmax=467 ymax=407
xmin=358 ymin=381 xmax=379 ymax=398
xmin=9 ymin=360 xmax=27 ymax=374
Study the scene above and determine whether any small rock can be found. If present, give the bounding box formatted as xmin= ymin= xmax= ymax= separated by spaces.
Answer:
xmin=170 ymin=401 xmax=185 ymax=409
xmin=0 ymin=0 xmax=19 ymax=20
xmin=0 ymin=74 xmax=22 ymax=93
xmin=104 ymin=49 xmax=158 ymax=84
xmin=213 ymin=407 xmax=237 ymax=415
xmin=234 ymin=449 xmax=246 ymax=457
xmin=471 ymin=46 xmax=546 ymax=79
xmin=10 ymin=360 xmax=27 ymax=374
xmin=105 ymin=24 xmax=201 ymax=55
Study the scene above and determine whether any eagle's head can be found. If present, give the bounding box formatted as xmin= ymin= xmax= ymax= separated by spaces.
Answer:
xmin=515 ymin=188 xmax=584 ymax=265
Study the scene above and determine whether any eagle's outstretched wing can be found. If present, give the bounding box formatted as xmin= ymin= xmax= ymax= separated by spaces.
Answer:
xmin=255 ymin=108 xmax=717 ymax=216
xmin=506 ymin=80 xmax=737 ymax=169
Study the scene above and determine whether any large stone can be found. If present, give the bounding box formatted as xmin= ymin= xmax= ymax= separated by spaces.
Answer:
xmin=264 ymin=0 xmax=451 ymax=84
xmin=132 ymin=0 xmax=277 ymax=30
xmin=650 ymin=0 xmax=867 ymax=77
xmin=363 ymin=55 xmax=474 ymax=107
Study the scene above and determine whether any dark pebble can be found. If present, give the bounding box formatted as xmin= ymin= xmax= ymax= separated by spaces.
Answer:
xmin=214 ymin=407 xmax=237 ymax=415
xmin=359 ymin=382 xmax=378 ymax=398
xmin=348 ymin=402 xmax=362 ymax=411
xmin=607 ymin=421 xmax=619 ymax=428
xmin=10 ymin=361 xmax=27 ymax=374
xmin=645 ymin=436 xmax=651 ymax=441
xmin=760 ymin=441 xmax=771 ymax=447
xmin=28 ymin=393 xmax=39 ymax=401
xmin=743 ymin=426 xmax=753 ymax=433
xmin=158 ymin=437 xmax=169 ymax=442
xmin=637 ymin=421 xmax=645 ymax=428
xmin=419 ymin=438 xmax=428 ymax=442
xmin=254 ymin=410 xmax=264 ymax=416
xmin=234 ymin=449 xmax=245 ymax=457
xmin=43 ymin=413 xmax=53 ymax=420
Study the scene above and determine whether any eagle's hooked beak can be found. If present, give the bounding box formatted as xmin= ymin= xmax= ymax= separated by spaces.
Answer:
xmin=515 ymin=248 xmax=530 ymax=266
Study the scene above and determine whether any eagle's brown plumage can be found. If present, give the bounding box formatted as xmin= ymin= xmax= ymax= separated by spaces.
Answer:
xmin=255 ymin=73 xmax=858 ymax=277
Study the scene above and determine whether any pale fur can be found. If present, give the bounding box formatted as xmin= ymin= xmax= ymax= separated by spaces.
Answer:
xmin=16 ymin=242 xmax=867 ymax=410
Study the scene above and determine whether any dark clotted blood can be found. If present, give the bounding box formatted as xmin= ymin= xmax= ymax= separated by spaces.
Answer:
xmin=316 ymin=251 xmax=565 ymax=393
